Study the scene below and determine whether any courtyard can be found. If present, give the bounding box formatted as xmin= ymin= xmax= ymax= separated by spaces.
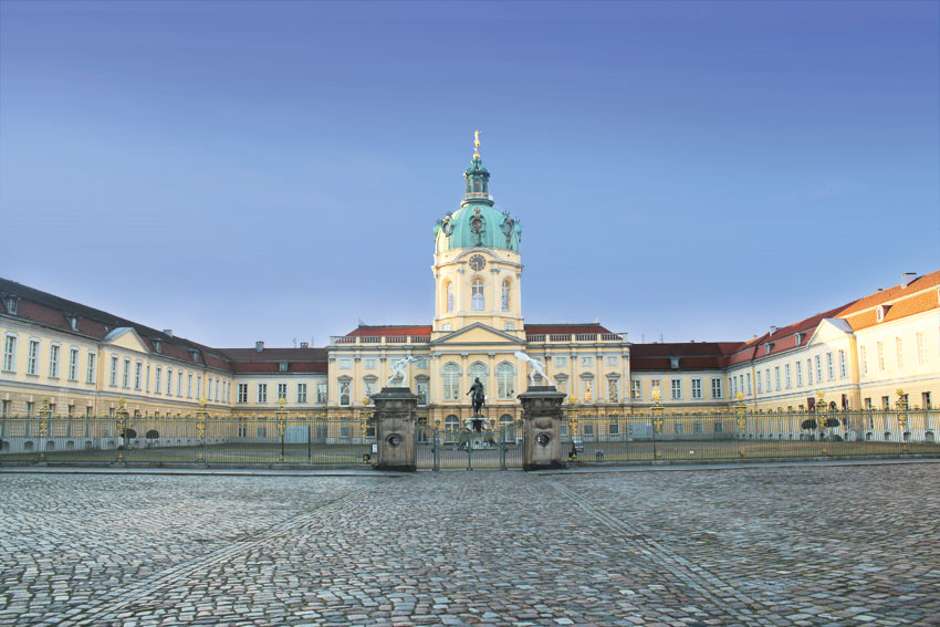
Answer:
xmin=1 ymin=462 xmax=938 ymax=626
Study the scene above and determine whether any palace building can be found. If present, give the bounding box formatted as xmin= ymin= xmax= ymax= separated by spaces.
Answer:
xmin=1 ymin=136 xmax=939 ymax=441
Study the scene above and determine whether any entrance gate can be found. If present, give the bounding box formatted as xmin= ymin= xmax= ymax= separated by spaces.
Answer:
xmin=416 ymin=423 xmax=522 ymax=470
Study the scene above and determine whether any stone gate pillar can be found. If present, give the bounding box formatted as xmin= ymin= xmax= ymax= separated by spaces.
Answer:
xmin=371 ymin=387 xmax=418 ymax=472
xmin=518 ymin=386 xmax=567 ymax=471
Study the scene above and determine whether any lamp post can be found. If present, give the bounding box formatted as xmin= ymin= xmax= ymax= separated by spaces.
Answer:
xmin=194 ymin=399 xmax=208 ymax=465
xmin=651 ymin=387 xmax=663 ymax=460
xmin=38 ymin=398 xmax=50 ymax=463
xmin=115 ymin=398 xmax=129 ymax=465
xmin=276 ymin=397 xmax=287 ymax=462
xmin=896 ymin=388 xmax=908 ymax=453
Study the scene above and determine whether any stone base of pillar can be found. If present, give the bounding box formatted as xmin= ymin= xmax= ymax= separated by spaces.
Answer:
xmin=518 ymin=385 xmax=567 ymax=471
xmin=371 ymin=386 xmax=418 ymax=472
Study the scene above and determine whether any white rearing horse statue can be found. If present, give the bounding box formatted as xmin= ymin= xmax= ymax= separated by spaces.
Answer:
xmin=386 ymin=356 xmax=420 ymax=387
xmin=513 ymin=351 xmax=548 ymax=386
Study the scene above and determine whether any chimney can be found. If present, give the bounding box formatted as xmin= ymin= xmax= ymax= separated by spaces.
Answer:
xmin=901 ymin=272 xmax=918 ymax=287
xmin=769 ymin=325 xmax=778 ymax=335
xmin=255 ymin=340 xmax=264 ymax=352
xmin=162 ymin=329 xmax=174 ymax=337
xmin=299 ymin=341 xmax=309 ymax=349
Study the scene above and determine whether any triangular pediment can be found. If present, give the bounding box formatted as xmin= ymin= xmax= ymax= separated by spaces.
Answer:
xmin=103 ymin=327 xmax=151 ymax=353
xmin=430 ymin=322 xmax=525 ymax=346
xmin=807 ymin=318 xmax=853 ymax=346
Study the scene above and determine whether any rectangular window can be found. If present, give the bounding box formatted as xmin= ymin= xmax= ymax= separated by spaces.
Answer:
xmin=339 ymin=380 xmax=351 ymax=406
xmin=814 ymin=356 xmax=822 ymax=383
xmin=2 ymin=335 xmax=16 ymax=372
xmin=123 ymin=359 xmax=130 ymax=389
xmin=195 ymin=376 xmax=201 ymax=400
xmin=317 ymin=383 xmax=328 ymax=404
xmin=609 ymin=422 xmax=620 ymax=436
xmin=895 ymin=337 xmax=903 ymax=369
xmin=796 ymin=360 xmax=803 ymax=386
xmin=145 ymin=365 xmax=151 ymax=392
xmin=49 ymin=345 xmax=60 ymax=378
xmin=876 ymin=342 xmax=885 ymax=371
xmin=632 ymin=379 xmax=641 ymax=400
xmin=27 ymin=340 xmax=40 ymax=375
xmin=746 ymin=373 xmax=752 ymax=395
xmin=826 ymin=352 xmax=834 ymax=381
xmin=774 ymin=366 xmax=781 ymax=391
xmin=784 ymin=363 xmax=791 ymax=389
xmin=86 ymin=353 xmax=96 ymax=384
xmin=109 ymin=354 xmax=117 ymax=385
xmin=339 ymin=358 xmax=352 ymax=369
xmin=416 ymin=380 xmax=428 ymax=405
xmin=674 ymin=422 xmax=684 ymax=434
xmin=68 ymin=348 xmax=79 ymax=381
xmin=729 ymin=376 xmax=736 ymax=398
xmin=605 ymin=355 xmax=618 ymax=366
xmin=916 ymin=332 xmax=926 ymax=365
xmin=765 ymin=369 xmax=771 ymax=393
xmin=364 ymin=358 xmax=376 ymax=369
xmin=297 ymin=383 xmax=307 ymax=403
xmin=187 ymin=373 xmax=193 ymax=398
xmin=651 ymin=379 xmax=660 ymax=393
xmin=859 ymin=346 xmax=868 ymax=376
xmin=167 ymin=369 xmax=173 ymax=395
xmin=237 ymin=383 xmax=248 ymax=403
xmin=554 ymin=355 xmax=568 ymax=368
xmin=135 ymin=363 xmax=142 ymax=390
xmin=581 ymin=356 xmax=594 ymax=367
xmin=756 ymin=372 xmax=762 ymax=394
xmin=177 ymin=371 xmax=183 ymax=397
xmin=258 ymin=383 xmax=267 ymax=403
xmin=278 ymin=383 xmax=287 ymax=400
xmin=691 ymin=378 xmax=702 ymax=399
xmin=806 ymin=359 xmax=813 ymax=385
xmin=208 ymin=378 xmax=214 ymax=401
xmin=711 ymin=377 xmax=721 ymax=399
xmin=155 ymin=367 xmax=162 ymax=394
xmin=881 ymin=395 xmax=890 ymax=410
xmin=671 ymin=378 xmax=681 ymax=400
xmin=838 ymin=350 xmax=847 ymax=379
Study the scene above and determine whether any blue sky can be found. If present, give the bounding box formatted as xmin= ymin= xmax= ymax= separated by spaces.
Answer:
xmin=1 ymin=1 xmax=937 ymax=347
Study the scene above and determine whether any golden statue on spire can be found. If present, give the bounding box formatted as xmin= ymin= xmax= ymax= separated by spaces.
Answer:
xmin=473 ymin=129 xmax=481 ymax=159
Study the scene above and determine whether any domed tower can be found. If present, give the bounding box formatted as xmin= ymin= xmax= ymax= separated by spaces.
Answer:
xmin=432 ymin=131 xmax=524 ymax=337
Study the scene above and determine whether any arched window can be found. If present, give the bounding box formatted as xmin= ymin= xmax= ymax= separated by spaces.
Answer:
xmin=497 ymin=362 xmax=515 ymax=399
xmin=501 ymin=279 xmax=511 ymax=312
xmin=471 ymin=278 xmax=485 ymax=311
xmin=499 ymin=414 xmax=515 ymax=443
xmin=607 ymin=375 xmax=620 ymax=402
xmin=469 ymin=362 xmax=488 ymax=390
xmin=445 ymin=281 xmax=454 ymax=313
xmin=442 ymin=363 xmax=460 ymax=401
xmin=444 ymin=415 xmax=460 ymax=442
xmin=338 ymin=378 xmax=351 ymax=406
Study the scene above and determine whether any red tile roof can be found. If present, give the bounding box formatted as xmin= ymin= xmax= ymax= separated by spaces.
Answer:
xmin=346 ymin=325 xmax=432 ymax=337
xmin=839 ymin=270 xmax=940 ymax=331
xmin=629 ymin=342 xmax=741 ymax=371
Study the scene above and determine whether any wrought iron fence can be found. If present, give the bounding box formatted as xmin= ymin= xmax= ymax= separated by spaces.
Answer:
xmin=563 ymin=409 xmax=940 ymax=464
xmin=0 ymin=415 xmax=374 ymax=467
xmin=1 ymin=410 xmax=937 ymax=468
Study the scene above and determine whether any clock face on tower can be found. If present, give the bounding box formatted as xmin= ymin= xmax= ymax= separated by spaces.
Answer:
xmin=468 ymin=254 xmax=486 ymax=271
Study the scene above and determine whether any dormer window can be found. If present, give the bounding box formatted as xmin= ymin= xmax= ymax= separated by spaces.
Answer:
xmin=669 ymin=356 xmax=679 ymax=369
xmin=67 ymin=315 xmax=79 ymax=331
xmin=3 ymin=295 xmax=18 ymax=315
xmin=278 ymin=361 xmax=288 ymax=372
xmin=153 ymin=340 xmax=162 ymax=354
xmin=794 ymin=333 xmax=803 ymax=346
xmin=189 ymin=349 xmax=200 ymax=362
xmin=764 ymin=342 xmax=774 ymax=355
xmin=876 ymin=305 xmax=886 ymax=322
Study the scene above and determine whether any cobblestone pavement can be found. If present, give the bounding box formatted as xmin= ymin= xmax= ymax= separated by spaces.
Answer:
xmin=1 ymin=464 xmax=938 ymax=626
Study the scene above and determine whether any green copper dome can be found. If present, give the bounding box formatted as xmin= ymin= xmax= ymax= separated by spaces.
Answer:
xmin=434 ymin=139 xmax=522 ymax=253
